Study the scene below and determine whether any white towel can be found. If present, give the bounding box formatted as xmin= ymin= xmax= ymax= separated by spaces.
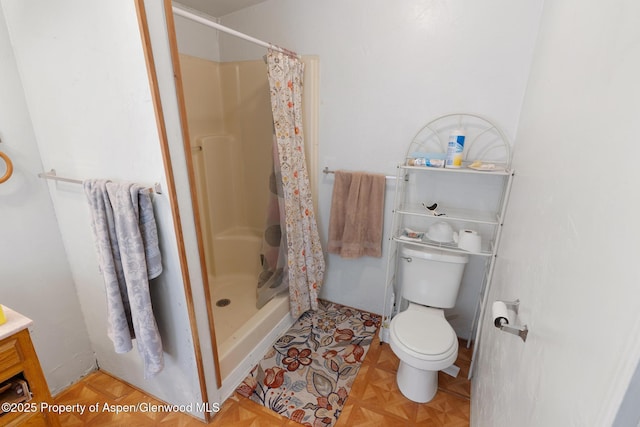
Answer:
xmin=84 ymin=179 xmax=164 ymax=378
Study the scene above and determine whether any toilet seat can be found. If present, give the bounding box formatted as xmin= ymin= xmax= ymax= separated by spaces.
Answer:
xmin=392 ymin=309 xmax=456 ymax=357
xmin=389 ymin=308 xmax=458 ymax=371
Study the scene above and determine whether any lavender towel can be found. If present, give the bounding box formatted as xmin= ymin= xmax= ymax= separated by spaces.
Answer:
xmin=83 ymin=179 xmax=164 ymax=378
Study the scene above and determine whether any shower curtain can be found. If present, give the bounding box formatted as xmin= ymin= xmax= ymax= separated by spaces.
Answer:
xmin=256 ymin=138 xmax=288 ymax=309
xmin=264 ymin=49 xmax=325 ymax=318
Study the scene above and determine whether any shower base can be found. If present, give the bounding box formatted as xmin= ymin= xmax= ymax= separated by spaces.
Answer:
xmin=209 ymin=274 xmax=292 ymax=389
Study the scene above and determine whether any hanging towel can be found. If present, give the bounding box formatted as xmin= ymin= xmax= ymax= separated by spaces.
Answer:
xmin=327 ymin=170 xmax=386 ymax=258
xmin=83 ymin=179 xmax=164 ymax=379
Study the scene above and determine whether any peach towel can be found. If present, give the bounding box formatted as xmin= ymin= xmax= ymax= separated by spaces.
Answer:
xmin=328 ymin=170 xmax=386 ymax=258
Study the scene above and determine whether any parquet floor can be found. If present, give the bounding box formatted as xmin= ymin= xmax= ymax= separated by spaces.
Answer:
xmin=52 ymin=335 xmax=471 ymax=426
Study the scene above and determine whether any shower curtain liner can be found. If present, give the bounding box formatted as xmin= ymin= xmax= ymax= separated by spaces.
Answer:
xmin=256 ymin=138 xmax=288 ymax=309
xmin=259 ymin=49 xmax=325 ymax=318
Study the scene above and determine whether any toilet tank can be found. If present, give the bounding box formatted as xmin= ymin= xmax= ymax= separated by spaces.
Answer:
xmin=399 ymin=244 xmax=469 ymax=309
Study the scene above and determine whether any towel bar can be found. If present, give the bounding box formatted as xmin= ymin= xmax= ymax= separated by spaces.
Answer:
xmin=38 ymin=169 xmax=162 ymax=194
xmin=322 ymin=167 xmax=397 ymax=181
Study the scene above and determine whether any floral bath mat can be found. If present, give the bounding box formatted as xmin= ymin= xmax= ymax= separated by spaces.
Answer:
xmin=236 ymin=299 xmax=381 ymax=426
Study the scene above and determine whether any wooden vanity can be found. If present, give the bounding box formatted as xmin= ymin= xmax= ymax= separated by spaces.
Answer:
xmin=0 ymin=306 xmax=60 ymax=426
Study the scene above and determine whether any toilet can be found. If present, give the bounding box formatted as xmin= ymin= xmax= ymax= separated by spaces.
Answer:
xmin=389 ymin=244 xmax=469 ymax=403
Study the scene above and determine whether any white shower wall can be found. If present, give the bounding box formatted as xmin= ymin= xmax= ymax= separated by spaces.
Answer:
xmin=179 ymin=53 xmax=273 ymax=277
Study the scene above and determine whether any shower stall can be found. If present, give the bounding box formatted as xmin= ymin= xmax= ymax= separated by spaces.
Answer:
xmin=178 ymin=52 xmax=318 ymax=382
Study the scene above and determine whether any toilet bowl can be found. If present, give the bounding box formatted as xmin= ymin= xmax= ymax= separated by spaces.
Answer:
xmin=389 ymin=304 xmax=458 ymax=402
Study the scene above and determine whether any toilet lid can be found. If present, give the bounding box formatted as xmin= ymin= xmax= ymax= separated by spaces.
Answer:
xmin=392 ymin=310 xmax=456 ymax=356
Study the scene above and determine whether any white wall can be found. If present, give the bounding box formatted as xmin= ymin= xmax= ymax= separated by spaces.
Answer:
xmin=473 ymin=0 xmax=640 ymax=425
xmin=0 ymin=5 xmax=94 ymax=394
xmin=174 ymin=13 xmax=221 ymax=62
xmin=218 ymin=0 xmax=543 ymax=315
xmin=1 ymin=0 xmax=203 ymax=414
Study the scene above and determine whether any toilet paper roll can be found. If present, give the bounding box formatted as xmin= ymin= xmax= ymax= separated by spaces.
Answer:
xmin=492 ymin=301 xmax=510 ymax=328
xmin=456 ymin=229 xmax=482 ymax=252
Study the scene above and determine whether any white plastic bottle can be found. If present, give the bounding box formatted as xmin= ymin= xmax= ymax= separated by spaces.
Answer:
xmin=445 ymin=130 xmax=466 ymax=168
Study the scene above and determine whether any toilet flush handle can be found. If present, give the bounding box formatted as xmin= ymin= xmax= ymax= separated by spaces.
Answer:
xmin=400 ymin=256 xmax=412 ymax=263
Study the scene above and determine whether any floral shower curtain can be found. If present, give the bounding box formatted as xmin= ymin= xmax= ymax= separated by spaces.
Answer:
xmin=266 ymin=49 xmax=325 ymax=318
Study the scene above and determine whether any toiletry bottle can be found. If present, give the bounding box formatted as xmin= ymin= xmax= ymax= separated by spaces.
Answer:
xmin=445 ymin=130 xmax=465 ymax=168
xmin=0 ymin=305 xmax=6 ymax=325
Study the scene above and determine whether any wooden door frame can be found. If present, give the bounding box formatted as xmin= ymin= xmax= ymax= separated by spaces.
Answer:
xmin=133 ymin=0 xmax=222 ymax=421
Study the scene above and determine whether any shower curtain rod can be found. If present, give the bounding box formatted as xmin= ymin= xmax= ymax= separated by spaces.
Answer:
xmin=171 ymin=4 xmax=300 ymax=59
